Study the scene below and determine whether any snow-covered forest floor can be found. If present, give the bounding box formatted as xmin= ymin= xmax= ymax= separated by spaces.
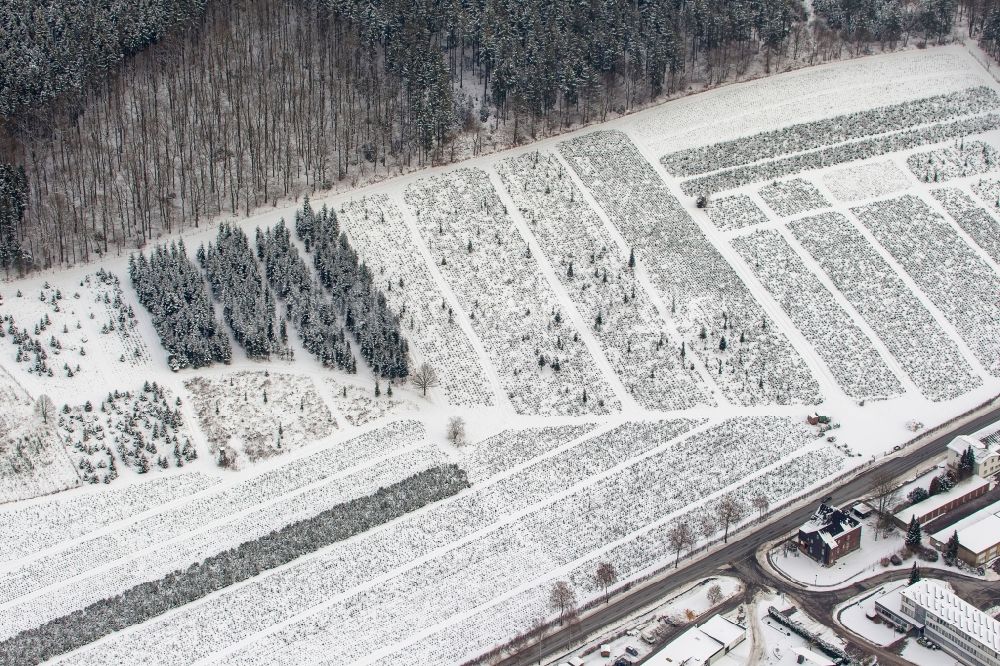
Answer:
xmin=1 ymin=46 xmax=1000 ymax=665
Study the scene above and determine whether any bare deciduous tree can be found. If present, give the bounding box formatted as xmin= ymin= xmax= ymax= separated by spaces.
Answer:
xmin=717 ymin=497 xmax=745 ymax=543
xmin=595 ymin=561 xmax=617 ymax=602
xmin=446 ymin=416 xmax=467 ymax=447
xmin=870 ymin=472 xmax=901 ymax=540
xmin=668 ymin=521 xmax=694 ymax=568
xmin=707 ymin=583 xmax=723 ymax=605
xmin=753 ymin=493 xmax=770 ymax=520
xmin=698 ymin=513 xmax=717 ymax=540
xmin=548 ymin=581 xmax=577 ymax=624
xmin=412 ymin=362 xmax=439 ymax=397
xmin=35 ymin=394 xmax=54 ymax=424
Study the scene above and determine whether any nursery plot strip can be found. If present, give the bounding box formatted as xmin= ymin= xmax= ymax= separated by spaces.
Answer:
xmin=405 ymin=168 xmax=618 ymax=416
xmin=0 ymin=473 xmax=219 ymax=564
xmin=852 ymin=195 xmax=1000 ymax=376
xmin=461 ymin=423 xmax=597 ymax=483
xmin=757 ymin=179 xmax=830 ymax=217
xmin=0 ymin=421 xmax=424 ymax=612
xmin=336 ymin=195 xmax=497 ymax=407
xmin=680 ymin=114 xmax=1000 ymax=196
xmin=705 ymin=194 xmax=771 ymax=233
xmin=559 ymin=130 xmax=821 ymax=406
xmin=495 ymin=153 xmax=710 ymax=411
xmin=789 ymin=213 xmax=980 ymax=402
xmin=0 ymin=465 xmax=469 ymax=666
xmin=931 ymin=188 xmax=1000 ymax=265
xmin=60 ymin=420 xmax=700 ymax=666
xmin=908 ymin=141 xmax=1000 ymax=183
xmin=212 ymin=418 xmax=813 ymax=666
xmin=0 ymin=443 xmax=439 ymax=641
xmin=660 ymin=87 xmax=1000 ymax=177
xmin=372 ymin=445 xmax=846 ymax=666
xmin=731 ymin=229 xmax=903 ymax=401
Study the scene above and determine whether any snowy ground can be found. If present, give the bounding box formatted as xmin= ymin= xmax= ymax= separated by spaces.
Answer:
xmin=0 ymin=45 xmax=999 ymax=664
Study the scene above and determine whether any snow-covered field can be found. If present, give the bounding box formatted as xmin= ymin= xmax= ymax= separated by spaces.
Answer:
xmin=1 ymin=45 xmax=1000 ymax=666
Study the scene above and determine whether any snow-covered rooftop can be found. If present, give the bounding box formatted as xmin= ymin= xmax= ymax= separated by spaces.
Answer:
xmin=901 ymin=581 xmax=1000 ymax=653
xmin=648 ymin=626 xmax=723 ymax=665
xmin=972 ymin=419 xmax=1000 ymax=446
xmin=947 ymin=433 xmax=1000 ymax=462
xmin=930 ymin=500 xmax=1000 ymax=553
xmin=893 ymin=476 xmax=990 ymax=525
xmin=699 ymin=615 xmax=745 ymax=647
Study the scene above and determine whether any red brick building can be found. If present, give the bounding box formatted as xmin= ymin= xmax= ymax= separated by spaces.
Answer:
xmin=797 ymin=503 xmax=862 ymax=566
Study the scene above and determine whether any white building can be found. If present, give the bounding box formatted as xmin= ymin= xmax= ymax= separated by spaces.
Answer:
xmin=646 ymin=615 xmax=746 ymax=666
xmin=930 ymin=501 xmax=1000 ymax=566
xmin=947 ymin=424 xmax=1000 ymax=483
xmin=893 ymin=581 xmax=1000 ymax=666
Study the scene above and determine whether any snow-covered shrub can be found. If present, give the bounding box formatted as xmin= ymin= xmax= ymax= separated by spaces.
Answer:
xmin=852 ymin=195 xmax=1000 ymax=376
xmin=405 ymin=168 xmax=618 ymax=415
xmin=681 ymin=114 xmax=1000 ymax=196
xmin=336 ymin=195 xmax=495 ymax=407
xmin=822 ymin=160 xmax=912 ymax=202
xmin=931 ymin=187 xmax=1000 ymax=265
xmin=789 ymin=212 xmax=980 ymax=402
xmin=497 ymin=152 xmax=710 ymax=410
xmin=559 ymin=129 xmax=821 ymax=406
xmin=758 ymin=178 xmax=830 ymax=216
xmin=704 ymin=194 xmax=770 ymax=232
xmin=185 ymin=371 xmax=336 ymax=459
xmin=661 ymin=87 xmax=1000 ymax=177
xmin=907 ymin=139 xmax=999 ymax=182
xmin=731 ymin=229 xmax=903 ymax=400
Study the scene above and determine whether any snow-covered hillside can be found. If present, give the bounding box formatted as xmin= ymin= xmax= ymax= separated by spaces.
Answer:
xmin=0 ymin=46 xmax=999 ymax=666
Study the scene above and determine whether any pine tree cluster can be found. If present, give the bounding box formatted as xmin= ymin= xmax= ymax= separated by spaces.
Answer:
xmin=256 ymin=221 xmax=356 ymax=372
xmin=129 ymin=241 xmax=231 ymax=370
xmin=198 ymin=224 xmax=281 ymax=360
xmin=295 ymin=198 xmax=409 ymax=379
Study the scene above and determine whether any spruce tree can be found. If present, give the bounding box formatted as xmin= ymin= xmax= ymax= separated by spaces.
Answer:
xmin=908 ymin=562 xmax=920 ymax=585
xmin=945 ymin=530 xmax=960 ymax=566
xmin=905 ymin=516 xmax=923 ymax=550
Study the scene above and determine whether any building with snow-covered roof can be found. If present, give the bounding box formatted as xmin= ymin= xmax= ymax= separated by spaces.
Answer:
xmin=895 ymin=580 xmax=1000 ymax=666
xmin=930 ymin=501 xmax=1000 ymax=566
xmin=646 ymin=615 xmax=745 ymax=666
xmin=796 ymin=502 xmax=861 ymax=566
xmin=947 ymin=424 xmax=1000 ymax=483
xmin=893 ymin=476 xmax=990 ymax=528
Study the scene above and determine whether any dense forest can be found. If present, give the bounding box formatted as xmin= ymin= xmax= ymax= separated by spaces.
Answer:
xmin=0 ymin=0 xmax=992 ymax=273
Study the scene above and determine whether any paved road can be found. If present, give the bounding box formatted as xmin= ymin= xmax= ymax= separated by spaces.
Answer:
xmin=735 ymin=553 xmax=1000 ymax=666
xmin=494 ymin=403 xmax=1000 ymax=666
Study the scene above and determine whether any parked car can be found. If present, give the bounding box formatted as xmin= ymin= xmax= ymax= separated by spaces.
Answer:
xmin=625 ymin=645 xmax=639 ymax=657
xmin=613 ymin=658 xmax=633 ymax=666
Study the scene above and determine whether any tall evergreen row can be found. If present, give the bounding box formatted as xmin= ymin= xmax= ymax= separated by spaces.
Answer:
xmin=129 ymin=241 xmax=231 ymax=370
xmin=296 ymin=199 xmax=409 ymax=379
xmin=198 ymin=224 xmax=280 ymax=360
xmin=256 ymin=221 xmax=357 ymax=372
